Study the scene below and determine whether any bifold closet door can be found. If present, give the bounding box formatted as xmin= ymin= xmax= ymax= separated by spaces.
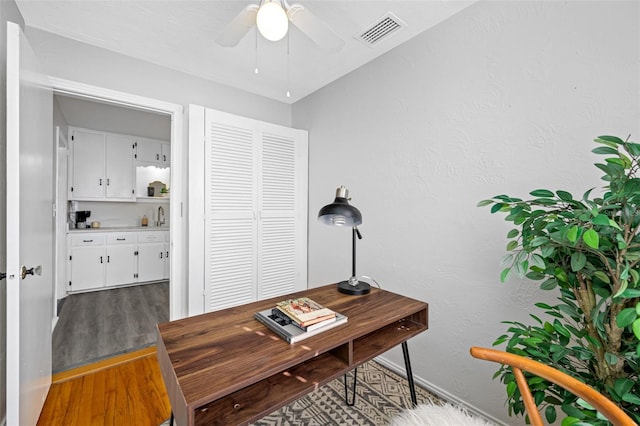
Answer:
xmin=203 ymin=108 xmax=308 ymax=313
xmin=204 ymin=111 xmax=258 ymax=312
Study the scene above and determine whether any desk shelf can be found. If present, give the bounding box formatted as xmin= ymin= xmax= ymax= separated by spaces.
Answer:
xmin=353 ymin=310 xmax=428 ymax=366
xmin=194 ymin=346 xmax=349 ymax=425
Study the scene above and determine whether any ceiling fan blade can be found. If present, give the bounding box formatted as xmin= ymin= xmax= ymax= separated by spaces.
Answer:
xmin=216 ymin=4 xmax=259 ymax=47
xmin=287 ymin=5 xmax=345 ymax=51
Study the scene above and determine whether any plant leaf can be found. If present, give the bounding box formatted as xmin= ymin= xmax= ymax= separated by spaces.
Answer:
xmin=570 ymin=252 xmax=586 ymax=272
xmin=616 ymin=308 xmax=637 ymax=327
xmin=582 ymin=229 xmax=599 ymax=249
xmin=530 ymin=189 xmax=554 ymax=198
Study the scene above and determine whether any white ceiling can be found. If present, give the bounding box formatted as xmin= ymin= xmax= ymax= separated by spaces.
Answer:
xmin=16 ymin=1 xmax=476 ymax=104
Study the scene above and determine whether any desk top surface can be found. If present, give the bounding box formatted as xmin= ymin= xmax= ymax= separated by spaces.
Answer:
xmin=156 ymin=284 xmax=428 ymax=411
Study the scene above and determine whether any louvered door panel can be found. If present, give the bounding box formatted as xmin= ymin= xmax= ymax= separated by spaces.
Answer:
xmin=204 ymin=113 xmax=257 ymax=312
xmin=261 ymin=132 xmax=296 ymax=211
xmin=258 ymin=124 xmax=304 ymax=299
xmin=260 ymin=217 xmax=296 ymax=298
xmin=206 ymin=218 xmax=255 ymax=311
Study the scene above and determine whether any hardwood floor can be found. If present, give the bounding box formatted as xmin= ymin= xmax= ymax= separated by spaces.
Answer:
xmin=38 ymin=347 xmax=171 ymax=426
xmin=53 ymin=282 xmax=169 ymax=372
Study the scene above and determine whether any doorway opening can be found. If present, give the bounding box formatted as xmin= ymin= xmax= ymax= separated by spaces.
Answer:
xmin=49 ymin=78 xmax=183 ymax=371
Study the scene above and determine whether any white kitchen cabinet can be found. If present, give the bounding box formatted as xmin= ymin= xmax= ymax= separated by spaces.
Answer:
xmin=135 ymin=137 xmax=170 ymax=167
xmin=105 ymin=233 xmax=137 ymax=287
xmin=68 ymin=127 xmax=136 ymax=201
xmin=67 ymin=234 xmax=106 ymax=292
xmin=68 ymin=129 xmax=104 ymax=199
xmin=201 ymin=108 xmax=308 ymax=313
xmin=137 ymin=231 xmax=169 ymax=283
xmin=67 ymin=230 xmax=169 ymax=293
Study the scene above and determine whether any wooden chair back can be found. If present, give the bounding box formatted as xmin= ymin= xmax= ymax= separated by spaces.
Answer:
xmin=470 ymin=346 xmax=637 ymax=426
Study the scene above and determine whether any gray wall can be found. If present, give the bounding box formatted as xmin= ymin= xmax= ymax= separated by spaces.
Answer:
xmin=0 ymin=1 xmax=26 ymax=422
xmin=294 ymin=1 xmax=640 ymax=423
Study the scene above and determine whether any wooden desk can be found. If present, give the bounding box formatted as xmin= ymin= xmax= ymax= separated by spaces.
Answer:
xmin=156 ymin=284 xmax=428 ymax=426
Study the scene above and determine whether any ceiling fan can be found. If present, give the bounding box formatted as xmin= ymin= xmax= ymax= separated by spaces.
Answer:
xmin=216 ymin=0 xmax=345 ymax=51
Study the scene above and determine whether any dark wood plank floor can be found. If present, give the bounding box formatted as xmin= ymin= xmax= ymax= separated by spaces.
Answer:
xmin=52 ymin=282 xmax=169 ymax=373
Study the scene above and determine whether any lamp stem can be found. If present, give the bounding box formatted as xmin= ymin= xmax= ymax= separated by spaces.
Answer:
xmin=352 ymin=227 xmax=357 ymax=279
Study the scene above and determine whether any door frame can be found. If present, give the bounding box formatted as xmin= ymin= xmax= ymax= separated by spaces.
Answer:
xmin=49 ymin=77 xmax=185 ymax=320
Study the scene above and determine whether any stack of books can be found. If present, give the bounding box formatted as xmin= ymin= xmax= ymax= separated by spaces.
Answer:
xmin=255 ymin=297 xmax=348 ymax=344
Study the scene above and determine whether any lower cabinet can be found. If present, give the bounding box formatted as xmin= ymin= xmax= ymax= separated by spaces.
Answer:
xmin=137 ymin=231 xmax=168 ymax=282
xmin=105 ymin=233 xmax=137 ymax=287
xmin=67 ymin=230 xmax=169 ymax=293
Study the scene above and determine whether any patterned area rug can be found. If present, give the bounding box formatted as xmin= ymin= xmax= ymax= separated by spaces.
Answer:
xmin=251 ymin=360 xmax=442 ymax=426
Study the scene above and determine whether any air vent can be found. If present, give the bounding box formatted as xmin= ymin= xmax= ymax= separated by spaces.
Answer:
xmin=355 ymin=12 xmax=407 ymax=47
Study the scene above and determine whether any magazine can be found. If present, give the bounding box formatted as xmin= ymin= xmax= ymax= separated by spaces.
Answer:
xmin=275 ymin=297 xmax=336 ymax=327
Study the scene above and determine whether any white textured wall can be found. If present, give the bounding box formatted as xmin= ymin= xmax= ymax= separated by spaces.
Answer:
xmin=294 ymin=1 xmax=640 ymax=423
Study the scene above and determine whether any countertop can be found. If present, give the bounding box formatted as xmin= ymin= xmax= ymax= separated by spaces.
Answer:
xmin=67 ymin=226 xmax=169 ymax=234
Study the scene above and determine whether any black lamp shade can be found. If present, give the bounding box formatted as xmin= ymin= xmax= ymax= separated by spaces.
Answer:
xmin=318 ymin=187 xmax=362 ymax=227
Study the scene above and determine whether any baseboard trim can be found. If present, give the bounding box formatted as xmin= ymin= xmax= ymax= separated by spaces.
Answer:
xmin=374 ymin=355 xmax=507 ymax=426
xmin=51 ymin=346 xmax=157 ymax=384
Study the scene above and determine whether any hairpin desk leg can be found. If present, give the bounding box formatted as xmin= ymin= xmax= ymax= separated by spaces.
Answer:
xmin=402 ymin=341 xmax=417 ymax=407
xmin=343 ymin=367 xmax=358 ymax=406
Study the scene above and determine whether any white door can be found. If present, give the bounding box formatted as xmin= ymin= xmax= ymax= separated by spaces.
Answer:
xmin=6 ymin=21 xmax=55 ymax=425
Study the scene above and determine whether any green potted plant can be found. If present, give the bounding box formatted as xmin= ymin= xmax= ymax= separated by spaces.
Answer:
xmin=479 ymin=135 xmax=640 ymax=424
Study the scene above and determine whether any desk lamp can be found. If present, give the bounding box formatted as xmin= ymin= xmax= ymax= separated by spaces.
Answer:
xmin=318 ymin=186 xmax=370 ymax=295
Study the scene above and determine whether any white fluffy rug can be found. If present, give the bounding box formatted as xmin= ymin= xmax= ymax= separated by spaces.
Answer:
xmin=389 ymin=403 xmax=497 ymax=426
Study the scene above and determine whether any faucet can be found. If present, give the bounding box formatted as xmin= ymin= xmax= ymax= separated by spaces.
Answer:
xmin=157 ymin=206 xmax=165 ymax=227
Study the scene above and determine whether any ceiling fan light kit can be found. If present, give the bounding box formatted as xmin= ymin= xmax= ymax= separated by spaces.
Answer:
xmin=256 ymin=0 xmax=288 ymax=42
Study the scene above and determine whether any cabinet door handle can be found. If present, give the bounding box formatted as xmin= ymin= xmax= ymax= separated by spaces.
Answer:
xmin=156 ymin=153 xmax=160 ymax=160
xmin=163 ymin=154 xmax=166 ymax=162
xmin=82 ymin=239 xmax=93 ymax=243
xmin=116 ymin=238 xmax=125 ymax=241
xmin=106 ymin=178 xmax=110 ymax=186
xmin=99 ymin=178 xmax=102 ymax=186
xmin=100 ymin=256 xmax=103 ymax=264
xmin=160 ymin=252 xmax=163 ymax=259
xmin=107 ymin=255 xmax=110 ymax=263
xmin=166 ymin=251 xmax=169 ymax=258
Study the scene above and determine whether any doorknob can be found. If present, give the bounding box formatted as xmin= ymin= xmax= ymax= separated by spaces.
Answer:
xmin=21 ymin=265 xmax=42 ymax=280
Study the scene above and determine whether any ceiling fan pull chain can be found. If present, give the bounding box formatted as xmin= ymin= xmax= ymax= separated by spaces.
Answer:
xmin=254 ymin=27 xmax=259 ymax=74
xmin=286 ymin=30 xmax=291 ymax=98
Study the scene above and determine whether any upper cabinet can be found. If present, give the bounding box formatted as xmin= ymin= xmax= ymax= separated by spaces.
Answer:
xmin=68 ymin=127 xmax=136 ymax=202
xmin=135 ymin=137 xmax=170 ymax=167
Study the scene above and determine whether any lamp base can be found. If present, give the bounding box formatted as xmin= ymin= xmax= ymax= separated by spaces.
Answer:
xmin=337 ymin=280 xmax=371 ymax=295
